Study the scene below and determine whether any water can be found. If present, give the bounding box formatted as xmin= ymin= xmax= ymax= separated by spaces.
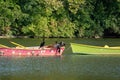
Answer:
xmin=0 ymin=38 xmax=120 ymax=80
xmin=0 ymin=55 xmax=120 ymax=80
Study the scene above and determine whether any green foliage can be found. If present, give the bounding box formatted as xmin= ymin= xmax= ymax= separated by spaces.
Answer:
xmin=0 ymin=0 xmax=119 ymax=38
xmin=68 ymin=0 xmax=85 ymax=14
xmin=0 ymin=0 xmax=26 ymax=36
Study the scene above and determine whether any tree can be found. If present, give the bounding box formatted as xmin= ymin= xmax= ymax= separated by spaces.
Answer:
xmin=0 ymin=0 xmax=25 ymax=36
xmin=0 ymin=0 xmax=119 ymax=38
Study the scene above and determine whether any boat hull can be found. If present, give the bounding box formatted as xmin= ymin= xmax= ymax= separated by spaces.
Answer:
xmin=0 ymin=47 xmax=65 ymax=56
xmin=71 ymin=43 xmax=120 ymax=54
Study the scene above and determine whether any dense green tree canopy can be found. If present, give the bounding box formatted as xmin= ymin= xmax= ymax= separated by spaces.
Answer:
xmin=0 ymin=0 xmax=119 ymax=38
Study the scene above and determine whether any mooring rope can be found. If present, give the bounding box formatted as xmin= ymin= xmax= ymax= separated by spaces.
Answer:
xmin=64 ymin=45 xmax=71 ymax=51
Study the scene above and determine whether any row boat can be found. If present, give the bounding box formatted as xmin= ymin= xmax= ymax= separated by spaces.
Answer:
xmin=70 ymin=43 xmax=120 ymax=54
xmin=0 ymin=46 xmax=65 ymax=56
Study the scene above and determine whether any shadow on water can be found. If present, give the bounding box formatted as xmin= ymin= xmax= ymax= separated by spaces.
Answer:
xmin=73 ymin=53 xmax=90 ymax=55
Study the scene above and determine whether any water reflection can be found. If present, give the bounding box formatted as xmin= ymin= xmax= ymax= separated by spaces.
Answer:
xmin=0 ymin=55 xmax=120 ymax=80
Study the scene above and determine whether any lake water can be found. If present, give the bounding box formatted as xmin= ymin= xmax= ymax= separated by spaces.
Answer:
xmin=0 ymin=38 xmax=120 ymax=80
xmin=0 ymin=55 xmax=120 ymax=80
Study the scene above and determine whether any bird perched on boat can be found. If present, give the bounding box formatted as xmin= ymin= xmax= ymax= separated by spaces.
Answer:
xmin=39 ymin=41 xmax=45 ymax=49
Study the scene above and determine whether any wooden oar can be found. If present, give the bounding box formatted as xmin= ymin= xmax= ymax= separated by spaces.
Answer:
xmin=0 ymin=44 xmax=9 ymax=48
xmin=10 ymin=41 xmax=26 ymax=48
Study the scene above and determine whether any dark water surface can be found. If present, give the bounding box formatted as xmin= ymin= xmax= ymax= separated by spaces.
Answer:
xmin=0 ymin=38 xmax=120 ymax=80
xmin=0 ymin=55 xmax=120 ymax=80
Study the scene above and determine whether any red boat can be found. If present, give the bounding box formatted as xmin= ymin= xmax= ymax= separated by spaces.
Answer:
xmin=0 ymin=46 xmax=65 ymax=56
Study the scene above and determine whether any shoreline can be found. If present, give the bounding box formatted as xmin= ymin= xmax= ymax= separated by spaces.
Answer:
xmin=0 ymin=36 xmax=119 ymax=39
xmin=0 ymin=36 xmax=29 ymax=38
